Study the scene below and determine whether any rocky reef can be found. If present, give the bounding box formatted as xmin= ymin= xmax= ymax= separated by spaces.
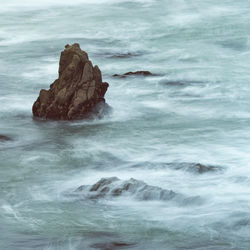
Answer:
xmin=113 ymin=71 xmax=154 ymax=78
xmin=32 ymin=43 xmax=109 ymax=120
xmin=76 ymin=177 xmax=176 ymax=201
xmin=74 ymin=177 xmax=203 ymax=205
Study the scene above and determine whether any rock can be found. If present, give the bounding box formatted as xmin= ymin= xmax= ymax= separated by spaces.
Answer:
xmin=195 ymin=163 xmax=218 ymax=173
xmin=74 ymin=177 xmax=203 ymax=205
xmin=129 ymin=162 xmax=223 ymax=174
xmin=76 ymin=177 xmax=177 ymax=201
xmin=159 ymin=79 xmax=205 ymax=87
xmin=0 ymin=135 xmax=11 ymax=141
xmin=75 ymin=177 xmax=203 ymax=205
xmin=159 ymin=80 xmax=186 ymax=86
xmin=113 ymin=71 xmax=154 ymax=78
xmin=170 ymin=162 xmax=222 ymax=174
xmin=32 ymin=43 xmax=109 ymax=120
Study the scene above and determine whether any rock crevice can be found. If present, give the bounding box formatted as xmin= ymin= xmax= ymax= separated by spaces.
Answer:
xmin=32 ymin=43 xmax=109 ymax=120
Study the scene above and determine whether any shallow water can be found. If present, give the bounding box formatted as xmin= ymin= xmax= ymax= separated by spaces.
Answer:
xmin=1 ymin=0 xmax=250 ymax=249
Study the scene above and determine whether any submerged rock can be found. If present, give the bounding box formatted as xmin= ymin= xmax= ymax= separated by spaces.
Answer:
xmin=75 ymin=177 xmax=202 ymax=205
xmin=113 ymin=71 xmax=154 ymax=78
xmin=129 ymin=162 xmax=223 ymax=174
xmin=0 ymin=135 xmax=11 ymax=141
xmin=91 ymin=241 xmax=135 ymax=249
xmin=159 ymin=80 xmax=186 ymax=86
xmin=76 ymin=177 xmax=176 ymax=201
xmin=170 ymin=162 xmax=223 ymax=174
xmin=159 ymin=79 xmax=205 ymax=87
xmin=32 ymin=43 xmax=109 ymax=120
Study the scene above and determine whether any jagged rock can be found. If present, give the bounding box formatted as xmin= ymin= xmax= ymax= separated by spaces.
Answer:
xmin=32 ymin=43 xmax=109 ymax=120
xmin=113 ymin=71 xmax=154 ymax=78
xmin=76 ymin=177 xmax=177 ymax=201
xmin=74 ymin=177 xmax=203 ymax=205
xmin=129 ymin=162 xmax=223 ymax=174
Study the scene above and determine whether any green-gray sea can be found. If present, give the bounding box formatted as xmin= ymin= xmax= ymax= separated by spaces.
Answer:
xmin=1 ymin=0 xmax=250 ymax=249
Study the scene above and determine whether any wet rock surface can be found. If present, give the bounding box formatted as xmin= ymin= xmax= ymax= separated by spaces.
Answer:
xmin=75 ymin=177 xmax=202 ymax=205
xmin=76 ymin=177 xmax=176 ymax=201
xmin=32 ymin=43 xmax=109 ymax=120
xmin=113 ymin=71 xmax=154 ymax=78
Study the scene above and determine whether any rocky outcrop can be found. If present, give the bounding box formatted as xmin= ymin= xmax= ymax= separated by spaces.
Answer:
xmin=32 ymin=43 xmax=109 ymax=120
xmin=74 ymin=177 xmax=202 ymax=206
xmin=113 ymin=71 xmax=154 ymax=78
xmin=76 ymin=177 xmax=177 ymax=201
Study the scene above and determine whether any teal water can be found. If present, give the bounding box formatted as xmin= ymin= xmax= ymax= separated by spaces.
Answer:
xmin=1 ymin=0 xmax=250 ymax=249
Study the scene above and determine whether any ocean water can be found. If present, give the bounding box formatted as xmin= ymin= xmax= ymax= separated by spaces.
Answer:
xmin=1 ymin=0 xmax=250 ymax=249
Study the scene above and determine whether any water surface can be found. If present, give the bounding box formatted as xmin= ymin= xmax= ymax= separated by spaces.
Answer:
xmin=1 ymin=0 xmax=250 ymax=249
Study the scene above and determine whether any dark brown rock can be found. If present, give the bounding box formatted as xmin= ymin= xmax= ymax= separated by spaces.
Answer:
xmin=113 ymin=71 xmax=154 ymax=78
xmin=32 ymin=43 xmax=109 ymax=120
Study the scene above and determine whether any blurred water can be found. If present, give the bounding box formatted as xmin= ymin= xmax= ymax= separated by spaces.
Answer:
xmin=1 ymin=0 xmax=250 ymax=249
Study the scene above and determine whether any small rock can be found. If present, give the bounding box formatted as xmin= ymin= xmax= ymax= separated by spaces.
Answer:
xmin=195 ymin=163 xmax=219 ymax=173
xmin=113 ymin=71 xmax=154 ymax=78
xmin=108 ymin=52 xmax=141 ymax=58
xmin=32 ymin=43 xmax=109 ymax=120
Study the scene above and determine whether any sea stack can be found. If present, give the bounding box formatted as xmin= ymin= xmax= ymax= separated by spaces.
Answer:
xmin=32 ymin=43 xmax=109 ymax=120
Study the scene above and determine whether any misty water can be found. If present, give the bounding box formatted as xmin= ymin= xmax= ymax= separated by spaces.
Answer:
xmin=1 ymin=0 xmax=250 ymax=249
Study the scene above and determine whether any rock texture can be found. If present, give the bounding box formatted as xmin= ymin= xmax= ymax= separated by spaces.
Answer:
xmin=32 ymin=43 xmax=109 ymax=120
xmin=76 ymin=177 xmax=177 ymax=201
xmin=74 ymin=177 xmax=203 ymax=205
xmin=113 ymin=71 xmax=153 ymax=78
